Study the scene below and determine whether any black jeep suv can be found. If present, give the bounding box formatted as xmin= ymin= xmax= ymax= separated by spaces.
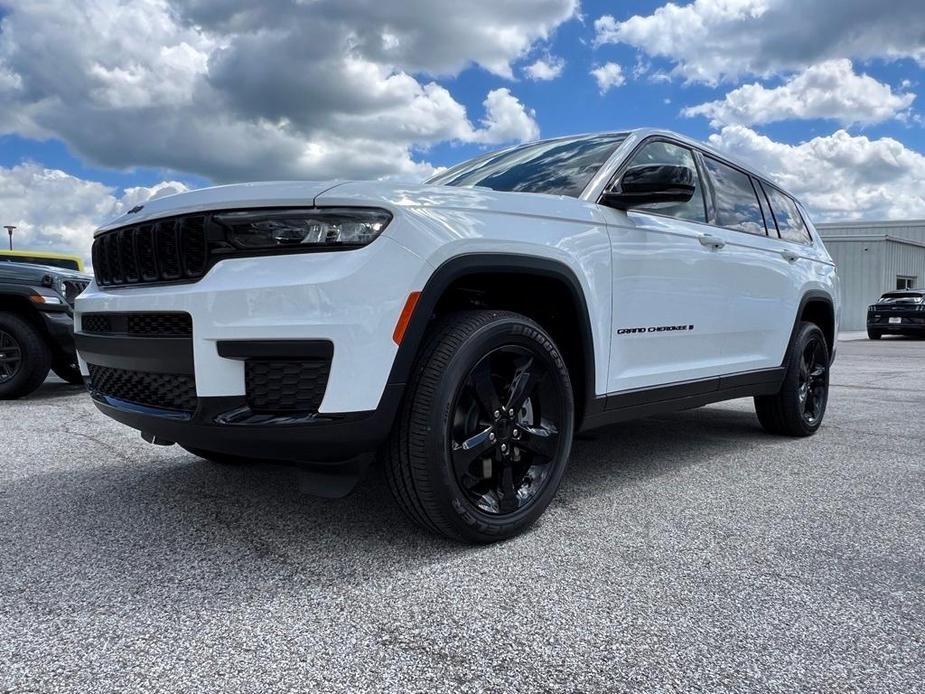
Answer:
xmin=867 ymin=290 xmax=925 ymax=339
xmin=0 ymin=261 xmax=91 ymax=398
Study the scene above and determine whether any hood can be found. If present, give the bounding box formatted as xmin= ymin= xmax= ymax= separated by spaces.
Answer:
xmin=95 ymin=180 xmax=345 ymax=235
xmin=315 ymin=181 xmax=597 ymax=223
xmin=0 ymin=261 xmax=91 ymax=283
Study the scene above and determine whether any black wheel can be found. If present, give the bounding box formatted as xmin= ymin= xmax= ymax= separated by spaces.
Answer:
xmin=52 ymin=359 xmax=84 ymax=385
xmin=867 ymin=329 xmax=882 ymax=340
xmin=0 ymin=312 xmax=52 ymax=400
xmin=180 ymin=445 xmax=252 ymax=465
xmin=755 ymin=322 xmax=830 ymax=437
xmin=385 ymin=310 xmax=574 ymax=543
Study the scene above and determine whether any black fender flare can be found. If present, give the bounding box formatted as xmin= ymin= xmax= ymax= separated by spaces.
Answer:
xmin=786 ymin=290 xmax=836 ymax=367
xmin=384 ymin=253 xmax=598 ymax=424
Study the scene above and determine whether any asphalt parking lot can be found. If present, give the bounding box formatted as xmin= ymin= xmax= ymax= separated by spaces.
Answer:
xmin=1 ymin=337 xmax=923 ymax=693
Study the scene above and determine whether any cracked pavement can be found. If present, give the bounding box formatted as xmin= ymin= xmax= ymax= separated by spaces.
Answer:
xmin=1 ymin=337 xmax=923 ymax=692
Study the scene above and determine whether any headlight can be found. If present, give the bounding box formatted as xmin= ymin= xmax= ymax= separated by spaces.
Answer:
xmin=215 ymin=208 xmax=392 ymax=250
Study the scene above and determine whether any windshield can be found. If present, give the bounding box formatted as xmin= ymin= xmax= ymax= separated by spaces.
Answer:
xmin=427 ymin=133 xmax=627 ymax=197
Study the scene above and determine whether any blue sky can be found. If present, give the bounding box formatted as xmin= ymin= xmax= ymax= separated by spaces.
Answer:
xmin=1 ymin=0 xmax=924 ymax=256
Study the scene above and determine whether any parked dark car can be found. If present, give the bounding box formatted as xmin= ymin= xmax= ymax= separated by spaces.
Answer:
xmin=867 ymin=290 xmax=925 ymax=339
xmin=0 ymin=261 xmax=90 ymax=398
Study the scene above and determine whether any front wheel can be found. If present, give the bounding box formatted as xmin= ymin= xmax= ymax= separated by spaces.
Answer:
xmin=385 ymin=310 xmax=574 ymax=543
xmin=755 ymin=322 xmax=830 ymax=437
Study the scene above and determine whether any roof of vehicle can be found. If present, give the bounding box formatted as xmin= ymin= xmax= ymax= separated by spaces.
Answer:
xmin=430 ymin=127 xmax=796 ymax=202
xmin=94 ymin=128 xmax=800 ymax=234
xmin=619 ymin=128 xmax=791 ymax=197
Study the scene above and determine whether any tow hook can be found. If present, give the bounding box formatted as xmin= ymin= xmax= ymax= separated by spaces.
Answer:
xmin=141 ymin=432 xmax=175 ymax=446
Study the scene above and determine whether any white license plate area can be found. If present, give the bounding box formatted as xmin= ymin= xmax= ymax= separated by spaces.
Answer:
xmin=889 ymin=316 xmax=902 ymax=324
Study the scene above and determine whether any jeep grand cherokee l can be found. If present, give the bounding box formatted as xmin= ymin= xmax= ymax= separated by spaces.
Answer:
xmin=75 ymin=129 xmax=840 ymax=542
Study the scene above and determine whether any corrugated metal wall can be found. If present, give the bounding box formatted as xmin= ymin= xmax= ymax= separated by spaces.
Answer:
xmin=816 ymin=221 xmax=925 ymax=331
xmin=817 ymin=221 xmax=925 ymax=243
xmin=821 ymin=238 xmax=925 ymax=330
xmin=823 ymin=239 xmax=884 ymax=330
xmin=884 ymin=239 xmax=925 ymax=292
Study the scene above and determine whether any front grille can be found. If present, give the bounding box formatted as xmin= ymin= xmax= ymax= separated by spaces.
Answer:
xmin=81 ymin=312 xmax=192 ymax=337
xmin=63 ymin=279 xmax=89 ymax=306
xmin=245 ymin=359 xmax=330 ymax=414
xmin=87 ymin=364 xmax=198 ymax=412
xmin=92 ymin=215 xmax=208 ymax=286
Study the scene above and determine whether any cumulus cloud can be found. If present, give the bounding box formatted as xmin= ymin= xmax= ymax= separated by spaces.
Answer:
xmin=709 ymin=126 xmax=925 ymax=220
xmin=0 ymin=0 xmax=569 ymax=182
xmin=591 ymin=63 xmax=625 ymax=94
xmin=594 ymin=0 xmax=925 ymax=84
xmin=524 ymin=55 xmax=565 ymax=81
xmin=0 ymin=163 xmax=187 ymax=261
xmin=471 ymin=88 xmax=540 ymax=144
xmin=684 ymin=60 xmax=917 ymax=127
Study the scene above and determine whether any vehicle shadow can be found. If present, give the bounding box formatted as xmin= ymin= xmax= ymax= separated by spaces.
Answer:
xmin=9 ymin=378 xmax=85 ymax=403
xmin=1 ymin=402 xmax=766 ymax=609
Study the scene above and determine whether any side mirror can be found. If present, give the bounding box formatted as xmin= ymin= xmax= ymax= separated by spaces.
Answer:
xmin=601 ymin=164 xmax=696 ymax=210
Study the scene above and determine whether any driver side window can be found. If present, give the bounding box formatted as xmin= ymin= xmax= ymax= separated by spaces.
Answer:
xmin=625 ymin=141 xmax=707 ymax=222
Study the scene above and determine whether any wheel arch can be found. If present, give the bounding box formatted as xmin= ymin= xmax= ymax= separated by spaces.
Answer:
xmin=792 ymin=290 xmax=836 ymax=363
xmin=0 ymin=288 xmax=45 ymax=331
xmin=386 ymin=253 xmax=598 ymax=428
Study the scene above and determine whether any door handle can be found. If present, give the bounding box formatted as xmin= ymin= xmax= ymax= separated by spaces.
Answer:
xmin=781 ymin=250 xmax=800 ymax=262
xmin=698 ymin=233 xmax=725 ymax=250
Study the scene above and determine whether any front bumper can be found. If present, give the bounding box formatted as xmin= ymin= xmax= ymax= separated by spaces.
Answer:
xmin=74 ymin=237 xmax=431 ymax=461
xmin=38 ymin=309 xmax=77 ymax=358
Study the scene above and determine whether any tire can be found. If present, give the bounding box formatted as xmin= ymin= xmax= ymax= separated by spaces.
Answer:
xmin=0 ymin=312 xmax=52 ymax=400
xmin=180 ymin=445 xmax=252 ymax=465
xmin=52 ymin=359 xmax=84 ymax=385
xmin=385 ymin=310 xmax=574 ymax=543
xmin=755 ymin=322 xmax=830 ymax=437
xmin=867 ymin=329 xmax=882 ymax=340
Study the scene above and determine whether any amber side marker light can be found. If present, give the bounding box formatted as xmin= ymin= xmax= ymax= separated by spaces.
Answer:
xmin=393 ymin=291 xmax=422 ymax=345
xmin=30 ymin=293 xmax=62 ymax=305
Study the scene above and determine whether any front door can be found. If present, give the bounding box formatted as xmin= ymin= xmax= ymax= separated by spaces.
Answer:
xmin=596 ymin=140 xmax=738 ymax=393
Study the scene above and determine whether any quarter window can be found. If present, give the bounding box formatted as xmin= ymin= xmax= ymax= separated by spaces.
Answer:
xmin=702 ymin=156 xmax=766 ymax=235
xmin=624 ymin=141 xmax=706 ymax=222
xmin=763 ymin=185 xmax=812 ymax=244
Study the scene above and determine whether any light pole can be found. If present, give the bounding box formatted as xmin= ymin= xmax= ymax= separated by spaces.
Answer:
xmin=3 ymin=226 xmax=14 ymax=251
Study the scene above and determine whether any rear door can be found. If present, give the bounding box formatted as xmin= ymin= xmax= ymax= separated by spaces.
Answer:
xmin=698 ymin=156 xmax=802 ymax=372
xmin=596 ymin=140 xmax=740 ymax=392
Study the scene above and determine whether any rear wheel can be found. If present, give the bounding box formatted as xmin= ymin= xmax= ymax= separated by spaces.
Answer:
xmin=867 ymin=329 xmax=882 ymax=340
xmin=0 ymin=312 xmax=52 ymax=400
xmin=755 ymin=322 xmax=830 ymax=437
xmin=385 ymin=310 xmax=574 ymax=543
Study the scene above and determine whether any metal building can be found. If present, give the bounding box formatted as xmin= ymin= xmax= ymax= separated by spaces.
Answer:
xmin=816 ymin=220 xmax=925 ymax=331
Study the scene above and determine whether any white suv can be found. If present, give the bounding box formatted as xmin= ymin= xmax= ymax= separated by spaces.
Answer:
xmin=75 ymin=129 xmax=840 ymax=542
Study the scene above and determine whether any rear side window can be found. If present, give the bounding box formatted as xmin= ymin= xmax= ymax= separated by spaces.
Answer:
xmin=624 ymin=141 xmax=707 ymax=222
xmin=702 ymin=156 xmax=766 ymax=235
xmin=763 ymin=184 xmax=812 ymax=244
